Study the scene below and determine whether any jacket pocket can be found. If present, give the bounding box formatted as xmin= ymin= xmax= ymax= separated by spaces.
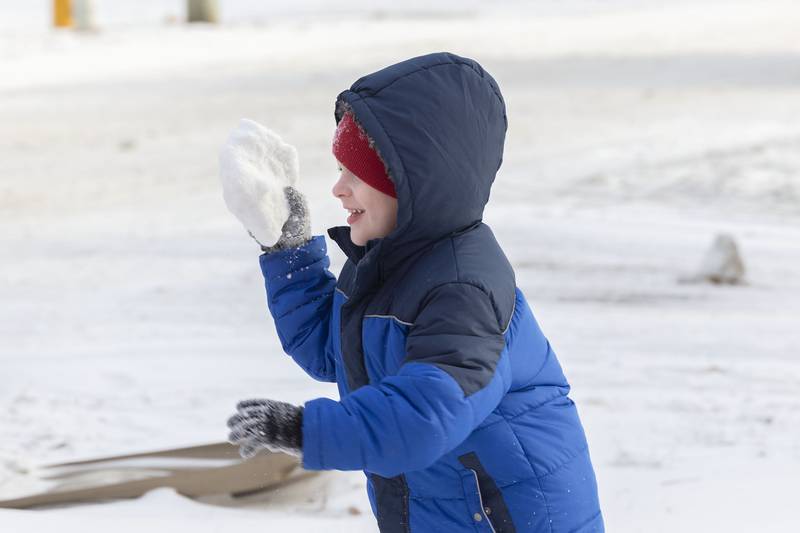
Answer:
xmin=459 ymin=452 xmax=517 ymax=533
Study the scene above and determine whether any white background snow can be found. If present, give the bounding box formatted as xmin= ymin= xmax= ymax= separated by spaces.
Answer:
xmin=1 ymin=0 xmax=799 ymax=531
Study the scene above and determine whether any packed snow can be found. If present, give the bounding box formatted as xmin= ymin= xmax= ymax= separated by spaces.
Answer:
xmin=680 ymin=233 xmax=747 ymax=285
xmin=1 ymin=0 xmax=799 ymax=531
xmin=219 ymin=118 xmax=298 ymax=247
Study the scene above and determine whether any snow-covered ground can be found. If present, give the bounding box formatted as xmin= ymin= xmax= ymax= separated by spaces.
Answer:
xmin=2 ymin=0 xmax=799 ymax=531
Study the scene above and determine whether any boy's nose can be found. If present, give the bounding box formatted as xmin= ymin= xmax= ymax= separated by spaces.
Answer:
xmin=332 ymin=172 xmax=349 ymax=198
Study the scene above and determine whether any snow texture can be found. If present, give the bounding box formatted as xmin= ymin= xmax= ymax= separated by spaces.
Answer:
xmin=218 ymin=118 xmax=299 ymax=247
xmin=2 ymin=0 xmax=800 ymax=531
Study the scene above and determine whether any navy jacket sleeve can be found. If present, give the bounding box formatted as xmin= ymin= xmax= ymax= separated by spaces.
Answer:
xmin=259 ymin=236 xmax=337 ymax=382
xmin=301 ymin=282 xmax=512 ymax=477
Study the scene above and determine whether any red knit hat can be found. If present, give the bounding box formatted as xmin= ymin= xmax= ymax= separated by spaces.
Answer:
xmin=332 ymin=112 xmax=397 ymax=198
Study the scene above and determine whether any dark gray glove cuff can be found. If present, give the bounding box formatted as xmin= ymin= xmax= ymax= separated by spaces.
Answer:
xmin=258 ymin=186 xmax=311 ymax=253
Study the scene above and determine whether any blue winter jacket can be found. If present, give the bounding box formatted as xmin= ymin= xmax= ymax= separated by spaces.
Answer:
xmin=259 ymin=52 xmax=603 ymax=532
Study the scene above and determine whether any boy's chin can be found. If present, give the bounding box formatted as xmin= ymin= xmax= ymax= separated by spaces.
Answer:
xmin=350 ymin=230 xmax=367 ymax=246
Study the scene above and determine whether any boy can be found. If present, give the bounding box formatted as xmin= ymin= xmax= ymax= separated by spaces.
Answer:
xmin=221 ymin=52 xmax=603 ymax=532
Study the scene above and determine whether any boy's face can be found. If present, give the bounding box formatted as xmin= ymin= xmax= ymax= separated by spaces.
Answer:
xmin=332 ymin=162 xmax=398 ymax=246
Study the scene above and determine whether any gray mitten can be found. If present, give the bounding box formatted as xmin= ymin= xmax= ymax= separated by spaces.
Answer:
xmin=226 ymin=398 xmax=304 ymax=459
xmin=256 ymin=186 xmax=311 ymax=253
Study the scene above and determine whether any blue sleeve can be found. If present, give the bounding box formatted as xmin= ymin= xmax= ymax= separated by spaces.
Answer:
xmin=259 ymin=236 xmax=337 ymax=382
xmin=301 ymin=283 xmax=511 ymax=476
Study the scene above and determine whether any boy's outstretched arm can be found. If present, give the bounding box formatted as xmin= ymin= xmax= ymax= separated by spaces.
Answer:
xmin=302 ymin=282 xmax=510 ymax=475
xmin=228 ymin=283 xmax=511 ymax=473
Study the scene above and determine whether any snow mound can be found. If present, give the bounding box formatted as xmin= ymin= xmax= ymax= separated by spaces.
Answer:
xmin=680 ymin=233 xmax=746 ymax=285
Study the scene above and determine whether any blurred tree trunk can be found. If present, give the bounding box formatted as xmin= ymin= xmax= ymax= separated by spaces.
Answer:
xmin=73 ymin=0 xmax=96 ymax=31
xmin=187 ymin=0 xmax=219 ymax=23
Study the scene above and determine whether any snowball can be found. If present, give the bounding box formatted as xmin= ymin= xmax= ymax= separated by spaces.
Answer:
xmin=218 ymin=118 xmax=300 ymax=247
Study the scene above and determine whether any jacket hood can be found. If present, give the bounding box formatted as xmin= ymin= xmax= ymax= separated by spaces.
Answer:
xmin=328 ymin=52 xmax=508 ymax=273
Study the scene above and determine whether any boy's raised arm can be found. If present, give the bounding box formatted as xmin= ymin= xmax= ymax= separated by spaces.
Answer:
xmin=219 ymin=119 xmax=338 ymax=382
xmin=259 ymin=237 xmax=337 ymax=381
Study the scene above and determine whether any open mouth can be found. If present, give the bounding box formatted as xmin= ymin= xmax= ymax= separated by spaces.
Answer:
xmin=346 ymin=208 xmax=364 ymax=225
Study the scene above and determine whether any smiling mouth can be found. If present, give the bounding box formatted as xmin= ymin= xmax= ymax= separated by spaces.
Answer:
xmin=346 ymin=208 xmax=364 ymax=225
